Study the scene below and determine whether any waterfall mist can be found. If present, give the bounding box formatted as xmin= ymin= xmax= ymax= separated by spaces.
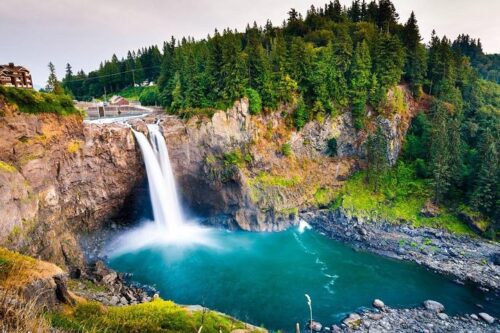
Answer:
xmin=108 ymin=124 xmax=216 ymax=256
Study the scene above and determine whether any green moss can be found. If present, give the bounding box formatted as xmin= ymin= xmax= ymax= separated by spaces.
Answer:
xmin=0 ymin=160 xmax=17 ymax=173
xmin=314 ymin=187 xmax=336 ymax=207
xmin=48 ymin=299 xmax=254 ymax=333
xmin=250 ymin=171 xmax=301 ymax=188
xmin=67 ymin=279 xmax=107 ymax=293
xmin=67 ymin=140 xmax=83 ymax=154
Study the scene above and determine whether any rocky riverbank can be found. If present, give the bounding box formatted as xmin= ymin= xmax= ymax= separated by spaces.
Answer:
xmin=303 ymin=209 xmax=500 ymax=292
xmin=313 ymin=299 xmax=499 ymax=333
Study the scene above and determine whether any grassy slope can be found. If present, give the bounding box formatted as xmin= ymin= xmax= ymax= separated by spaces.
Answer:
xmin=0 ymin=247 xmax=261 ymax=333
xmin=49 ymin=300 xmax=259 ymax=333
xmin=336 ymin=162 xmax=475 ymax=236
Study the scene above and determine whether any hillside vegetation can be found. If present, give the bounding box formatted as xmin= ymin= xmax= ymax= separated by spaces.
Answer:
xmin=0 ymin=85 xmax=79 ymax=115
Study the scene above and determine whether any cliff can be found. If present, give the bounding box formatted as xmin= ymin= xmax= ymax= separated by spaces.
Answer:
xmin=0 ymin=100 xmax=143 ymax=269
xmin=0 ymin=85 xmax=418 ymax=265
xmin=153 ymin=85 xmax=419 ymax=231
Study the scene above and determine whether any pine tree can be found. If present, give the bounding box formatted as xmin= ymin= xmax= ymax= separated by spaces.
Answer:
xmin=349 ymin=40 xmax=372 ymax=129
xmin=170 ymin=72 xmax=184 ymax=111
xmin=373 ymin=33 xmax=405 ymax=102
xmin=245 ymin=28 xmax=274 ymax=107
xmin=220 ymin=30 xmax=247 ymax=104
xmin=377 ymin=0 xmax=398 ymax=32
xmin=402 ymin=12 xmax=427 ymax=95
xmin=471 ymin=129 xmax=498 ymax=216
xmin=46 ymin=62 xmax=63 ymax=94
xmin=429 ymin=100 xmax=452 ymax=203
xmin=366 ymin=125 xmax=388 ymax=192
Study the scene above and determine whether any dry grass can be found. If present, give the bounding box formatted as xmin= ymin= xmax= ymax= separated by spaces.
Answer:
xmin=0 ymin=247 xmax=62 ymax=289
xmin=0 ymin=248 xmax=61 ymax=332
xmin=0 ymin=288 xmax=52 ymax=333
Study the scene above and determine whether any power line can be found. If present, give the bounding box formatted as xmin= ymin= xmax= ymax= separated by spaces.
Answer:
xmin=64 ymin=65 xmax=162 ymax=83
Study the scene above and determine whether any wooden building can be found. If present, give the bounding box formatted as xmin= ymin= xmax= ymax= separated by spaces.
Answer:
xmin=0 ymin=63 xmax=33 ymax=88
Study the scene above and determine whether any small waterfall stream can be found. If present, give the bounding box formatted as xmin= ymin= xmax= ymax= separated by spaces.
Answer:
xmin=132 ymin=125 xmax=183 ymax=231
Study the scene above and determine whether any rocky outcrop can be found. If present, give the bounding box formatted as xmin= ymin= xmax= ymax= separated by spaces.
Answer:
xmin=0 ymin=102 xmax=144 ymax=268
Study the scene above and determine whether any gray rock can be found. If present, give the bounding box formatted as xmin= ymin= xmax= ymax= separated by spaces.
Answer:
xmin=437 ymin=313 xmax=449 ymax=320
xmin=423 ymin=300 xmax=445 ymax=313
xmin=342 ymin=313 xmax=362 ymax=328
xmin=308 ymin=320 xmax=322 ymax=332
xmin=373 ymin=299 xmax=385 ymax=309
xmin=478 ymin=312 xmax=495 ymax=324
xmin=110 ymin=295 xmax=119 ymax=305
xmin=470 ymin=314 xmax=479 ymax=320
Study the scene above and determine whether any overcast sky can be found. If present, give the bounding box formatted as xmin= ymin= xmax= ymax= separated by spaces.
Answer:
xmin=2 ymin=0 xmax=499 ymax=88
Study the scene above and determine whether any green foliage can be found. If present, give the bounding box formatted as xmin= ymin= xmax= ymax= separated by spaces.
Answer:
xmin=366 ymin=125 xmax=389 ymax=191
xmin=251 ymin=172 xmax=301 ymax=188
xmin=281 ymin=143 xmax=293 ymax=157
xmin=0 ymin=86 xmax=79 ymax=115
xmin=223 ymin=149 xmax=245 ymax=167
xmin=293 ymin=98 xmax=308 ymax=130
xmin=139 ymin=86 xmax=161 ymax=106
xmin=339 ymin=163 xmax=474 ymax=235
xmin=49 ymin=299 xmax=251 ymax=333
xmin=246 ymin=88 xmax=262 ymax=115
xmin=348 ymin=40 xmax=372 ymax=129
xmin=326 ymin=137 xmax=338 ymax=157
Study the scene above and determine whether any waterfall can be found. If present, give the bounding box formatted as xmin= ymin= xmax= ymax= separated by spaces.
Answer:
xmin=132 ymin=125 xmax=183 ymax=231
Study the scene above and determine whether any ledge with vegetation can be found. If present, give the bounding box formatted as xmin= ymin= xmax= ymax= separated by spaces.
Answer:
xmin=0 ymin=85 xmax=80 ymax=116
xmin=0 ymin=247 xmax=264 ymax=333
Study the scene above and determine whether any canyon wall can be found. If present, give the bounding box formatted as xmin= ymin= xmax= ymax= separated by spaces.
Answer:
xmin=0 ymin=101 xmax=143 ymax=269
xmin=0 ymin=85 xmax=419 ymax=266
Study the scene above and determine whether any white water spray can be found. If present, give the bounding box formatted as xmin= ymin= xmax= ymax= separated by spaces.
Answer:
xmin=109 ymin=124 xmax=216 ymax=254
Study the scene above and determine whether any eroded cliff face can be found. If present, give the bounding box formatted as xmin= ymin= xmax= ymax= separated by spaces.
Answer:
xmin=137 ymin=85 xmax=420 ymax=231
xmin=0 ymin=101 xmax=143 ymax=269
xmin=0 ymin=84 xmax=419 ymax=265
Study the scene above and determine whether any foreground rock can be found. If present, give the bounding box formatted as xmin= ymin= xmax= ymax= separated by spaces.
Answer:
xmin=304 ymin=209 xmax=500 ymax=291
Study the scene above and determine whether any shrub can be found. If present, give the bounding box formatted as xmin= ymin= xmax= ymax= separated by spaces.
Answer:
xmin=281 ymin=143 xmax=293 ymax=157
xmin=139 ymin=86 xmax=161 ymax=106
xmin=246 ymin=88 xmax=262 ymax=115
xmin=293 ymin=98 xmax=308 ymax=130
xmin=0 ymin=86 xmax=79 ymax=115
xmin=326 ymin=138 xmax=337 ymax=157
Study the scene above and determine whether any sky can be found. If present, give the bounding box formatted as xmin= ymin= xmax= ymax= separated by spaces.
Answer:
xmin=1 ymin=0 xmax=499 ymax=88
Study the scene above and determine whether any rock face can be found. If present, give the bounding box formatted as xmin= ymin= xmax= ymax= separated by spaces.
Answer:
xmin=0 ymin=103 xmax=144 ymax=268
xmin=151 ymin=85 xmax=417 ymax=231
xmin=1 ymin=84 xmax=418 ymax=263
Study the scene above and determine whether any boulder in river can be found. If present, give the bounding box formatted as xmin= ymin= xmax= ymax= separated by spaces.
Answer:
xmin=373 ymin=299 xmax=385 ymax=309
xmin=478 ymin=312 xmax=495 ymax=324
xmin=423 ymin=300 xmax=445 ymax=313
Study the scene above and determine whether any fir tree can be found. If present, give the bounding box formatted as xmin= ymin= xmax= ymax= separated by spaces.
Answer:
xmin=46 ymin=62 xmax=63 ymax=94
xmin=349 ymin=40 xmax=372 ymax=129
xmin=366 ymin=125 xmax=388 ymax=192
xmin=471 ymin=129 xmax=498 ymax=216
